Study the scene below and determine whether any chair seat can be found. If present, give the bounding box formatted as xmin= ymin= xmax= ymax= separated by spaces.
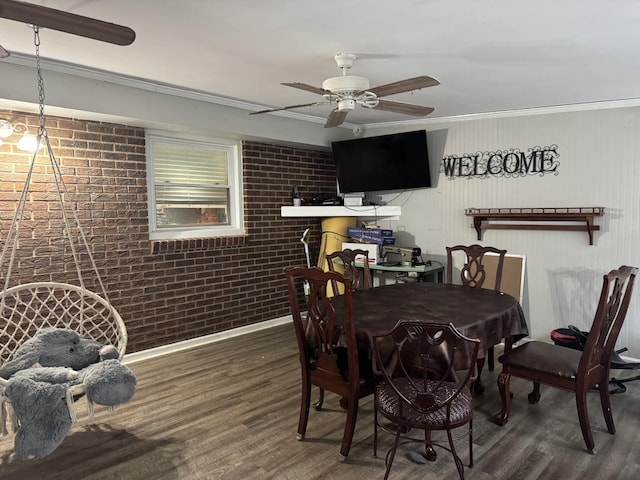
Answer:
xmin=376 ymin=378 xmax=473 ymax=428
xmin=499 ymin=341 xmax=581 ymax=380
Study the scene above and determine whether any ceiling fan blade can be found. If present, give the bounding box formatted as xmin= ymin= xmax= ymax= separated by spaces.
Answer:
xmin=282 ymin=82 xmax=329 ymax=96
xmin=0 ymin=0 xmax=136 ymax=46
xmin=0 ymin=43 xmax=9 ymax=58
xmin=249 ymin=102 xmax=326 ymax=115
xmin=373 ymin=99 xmax=434 ymax=116
xmin=368 ymin=75 xmax=439 ymax=97
xmin=324 ymin=109 xmax=348 ymax=128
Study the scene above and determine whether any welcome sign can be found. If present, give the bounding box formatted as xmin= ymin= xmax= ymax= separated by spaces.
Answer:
xmin=441 ymin=145 xmax=560 ymax=179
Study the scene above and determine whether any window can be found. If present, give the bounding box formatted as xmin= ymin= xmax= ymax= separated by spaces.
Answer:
xmin=146 ymin=131 xmax=244 ymax=240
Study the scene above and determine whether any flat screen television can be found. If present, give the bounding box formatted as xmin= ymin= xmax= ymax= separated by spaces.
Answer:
xmin=332 ymin=129 xmax=431 ymax=193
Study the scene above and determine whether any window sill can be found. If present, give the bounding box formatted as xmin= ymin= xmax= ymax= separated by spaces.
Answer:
xmin=149 ymin=235 xmax=247 ymax=254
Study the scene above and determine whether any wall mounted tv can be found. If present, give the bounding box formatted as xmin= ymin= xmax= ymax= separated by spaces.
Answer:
xmin=332 ymin=129 xmax=431 ymax=193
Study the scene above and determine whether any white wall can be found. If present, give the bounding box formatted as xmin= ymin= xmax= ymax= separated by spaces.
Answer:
xmin=372 ymin=107 xmax=640 ymax=356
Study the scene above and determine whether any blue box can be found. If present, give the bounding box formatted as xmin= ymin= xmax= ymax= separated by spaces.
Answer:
xmin=347 ymin=227 xmax=395 ymax=245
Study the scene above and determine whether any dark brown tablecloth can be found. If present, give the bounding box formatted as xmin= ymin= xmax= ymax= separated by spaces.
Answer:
xmin=350 ymin=282 xmax=528 ymax=359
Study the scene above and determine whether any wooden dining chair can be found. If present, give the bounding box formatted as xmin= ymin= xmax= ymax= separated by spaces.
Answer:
xmin=371 ymin=321 xmax=480 ymax=480
xmin=446 ymin=244 xmax=507 ymax=372
xmin=494 ymin=265 xmax=638 ymax=454
xmin=284 ymin=266 xmax=375 ymax=461
xmin=326 ymin=248 xmax=372 ymax=294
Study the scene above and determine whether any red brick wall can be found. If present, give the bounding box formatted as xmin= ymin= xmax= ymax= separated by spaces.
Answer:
xmin=0 ymin=110 xmax=336 ymax=352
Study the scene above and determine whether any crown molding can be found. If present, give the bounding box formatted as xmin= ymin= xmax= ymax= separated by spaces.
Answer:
xmin=2 ymin=53 xmax=343 ymax=128
xmin=361 ymin=98 xmax=640 ymax=132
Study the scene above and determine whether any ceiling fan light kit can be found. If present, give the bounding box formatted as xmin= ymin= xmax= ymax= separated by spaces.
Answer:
xmin=336 ymin=99 xmax=355 ymax=112
xmin=251 ymin=52 xmax=439 ymax=127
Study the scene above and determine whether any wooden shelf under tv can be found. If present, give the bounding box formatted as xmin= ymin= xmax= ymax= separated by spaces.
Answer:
xmin=465 ymin=207 xmax=605 ymax=245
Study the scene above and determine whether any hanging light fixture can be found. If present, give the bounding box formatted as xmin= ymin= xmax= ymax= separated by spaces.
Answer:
xmin=17 ymin=129 xmax=40 ymax=152
xmin=0 ymin=119 xmax=12 ymax=147
xmin=0 ymin=118 xmax=41 ymax=152
xmin=0 ymin=118 xmax=14 ymax=138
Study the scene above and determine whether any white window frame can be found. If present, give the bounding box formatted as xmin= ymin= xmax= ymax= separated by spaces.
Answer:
xmin=146 ymin=130 xmax=244 ymax=240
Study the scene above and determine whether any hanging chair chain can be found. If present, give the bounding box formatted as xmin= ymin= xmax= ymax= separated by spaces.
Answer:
xmin=34 ymin=26 xmax=47 ymax=136
xmin=0 ymin=25 xmax=110 ymax=304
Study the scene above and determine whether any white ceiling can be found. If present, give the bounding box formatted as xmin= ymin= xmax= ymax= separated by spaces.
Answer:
xmin=2 ymin=0 xmax=640 ymax=128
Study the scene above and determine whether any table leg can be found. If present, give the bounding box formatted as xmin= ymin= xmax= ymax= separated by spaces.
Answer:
xmin=503 ymin=336 xmax=514 ymax=352
xmin=493 ymin=371 xmax=511 ymax=425
xmin=472 ymin=357 xmax=486 ymax=397
xmin=492 ymin=335 xmax=516 ymax=423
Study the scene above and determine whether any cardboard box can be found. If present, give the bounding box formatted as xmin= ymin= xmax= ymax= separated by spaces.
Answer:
xmin=341 ymin=242 xmax=378 ymax=264
xmin=347 ymin=227 xmax=394 ymax=245
xmin=347 ymin=227 xmax=393 ymax=237
xmin=359 ymin=232 xmax=395 ymax=245
xmin=376 ymin=236 xmax=396 ymax=246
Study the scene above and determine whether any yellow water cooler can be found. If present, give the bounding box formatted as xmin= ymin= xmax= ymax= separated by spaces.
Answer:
xmin=317 ymin=216 xmax=357 ymax=295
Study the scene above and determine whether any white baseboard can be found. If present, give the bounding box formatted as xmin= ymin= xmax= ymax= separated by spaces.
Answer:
xmin=123 ymin=318 xmax=640 ymax=366
xmin=123 ymin=315 xmax=293 ymax=365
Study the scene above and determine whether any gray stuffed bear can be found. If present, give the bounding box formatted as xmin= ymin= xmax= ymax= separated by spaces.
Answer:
xmin=0 ymin=328 xmax=136 ymax=459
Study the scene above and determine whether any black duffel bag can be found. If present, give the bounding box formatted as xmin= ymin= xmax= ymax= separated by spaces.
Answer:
xmin=550 ymin=325 xmax=588 ymax=350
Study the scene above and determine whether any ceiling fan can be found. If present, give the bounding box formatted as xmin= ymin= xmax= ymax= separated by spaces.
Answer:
xmin=0 ymin=0 xmax=135 ymax=58
xmin=250 ymin=53 xmax=439 ymax=128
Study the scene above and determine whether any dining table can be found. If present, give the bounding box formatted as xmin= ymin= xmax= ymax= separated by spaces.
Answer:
xmin=346 ymin=281 xmax=529 ymax=394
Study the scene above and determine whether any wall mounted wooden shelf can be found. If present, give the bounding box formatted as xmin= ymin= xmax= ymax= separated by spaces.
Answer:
xmin=281 ymin=205 xmax=401 ymax=219
xmin=465 ymin=207 xmax=606 ymax=245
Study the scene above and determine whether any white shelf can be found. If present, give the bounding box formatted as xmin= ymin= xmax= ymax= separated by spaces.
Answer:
xmin=280 ymin=205 xmax=401 ymax=218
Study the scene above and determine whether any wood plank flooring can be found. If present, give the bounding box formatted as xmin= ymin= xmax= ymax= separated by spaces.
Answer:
xmin=1 ymin=323 xmax=640 ymax=479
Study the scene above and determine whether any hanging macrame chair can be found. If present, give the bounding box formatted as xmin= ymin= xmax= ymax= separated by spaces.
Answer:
xmin=0 ymin=26 xmax=128 ymax=433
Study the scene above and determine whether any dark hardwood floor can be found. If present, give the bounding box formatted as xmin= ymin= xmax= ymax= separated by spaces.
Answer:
xmin=1 ymin=322 xmax=640 ymax=479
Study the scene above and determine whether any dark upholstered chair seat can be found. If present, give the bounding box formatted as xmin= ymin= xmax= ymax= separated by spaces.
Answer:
xmin=376 ymin=378 xmax=473 ymax=428
xmin=499 ymin=341 xmax=581 ymax=380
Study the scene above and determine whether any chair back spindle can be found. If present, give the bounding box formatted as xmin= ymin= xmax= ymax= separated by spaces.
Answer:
xmin=578 ymin=266 xmax=637 ymax=379
xmin=446 ymin=244 xmax=507 ymax=290
xmin=326 ymin=248 xmax=372 ymax=295
xmin=446 ymin=244 xmax=507 ymax=374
